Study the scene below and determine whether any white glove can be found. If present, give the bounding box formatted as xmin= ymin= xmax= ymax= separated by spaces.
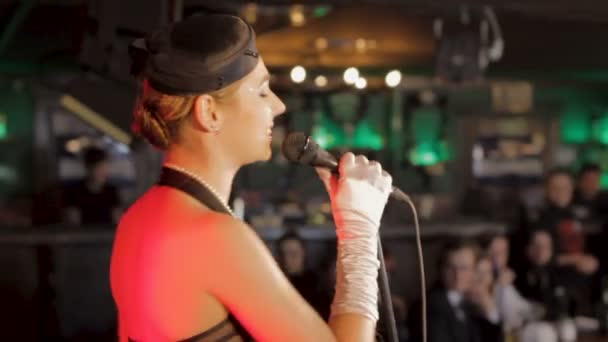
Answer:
xmin=317 ymin=152 xmax=393 ymax=322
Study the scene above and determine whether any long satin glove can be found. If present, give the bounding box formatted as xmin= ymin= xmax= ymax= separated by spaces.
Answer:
xmin=316 ymin=153 xmax=393 ymax=322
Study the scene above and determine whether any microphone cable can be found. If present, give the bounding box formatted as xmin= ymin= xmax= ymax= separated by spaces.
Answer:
xmin=379 ymin=195 xmax=426 ymax=342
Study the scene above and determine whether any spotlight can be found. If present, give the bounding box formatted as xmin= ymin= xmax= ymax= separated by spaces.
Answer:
xmin=343 ymin=67 xmax=359 ymax=85
xmin=315 ymin=37 xmax=328 ymax=50
xmin=385 ymin=70 xmax=402 ymax=88
xmin=355 ymin=38 xmax=366 ymax=52
xmin=289 ymin=5 xmax=306 ymax=27
xmin=290 ymin=65 xmax=307 ymax=83
xmin=355 ymin=77 xmax=367 ymax=89
xmin=314 ymin=75 xmax=328 ymax=88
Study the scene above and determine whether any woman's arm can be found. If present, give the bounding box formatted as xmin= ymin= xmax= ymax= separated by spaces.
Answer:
xmin=199 ymin=153 xmax=391 ymax=341
xmin=197 ymin=214 xmax=375 ymax=342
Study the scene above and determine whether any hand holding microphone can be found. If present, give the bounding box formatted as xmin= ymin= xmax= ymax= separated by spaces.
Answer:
xmin=281 ymin=132 xmax=409 ymax=202
xmin=316 ymin=152 xmax=393 ymax=239
xmin=283 ymin=132 xmax=423 ymax=341
xmin=281 ymin=132 xmax=395 ymax=240
xmin=282 ymin=133 xmax=395 ymax=322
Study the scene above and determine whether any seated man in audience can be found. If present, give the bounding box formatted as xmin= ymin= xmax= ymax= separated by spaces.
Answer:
xmin=572 ymin=163 xmax=608 ymax=222
xmin=571 ymin=163 xmax=608 ymax=282
xmin=408 ymin=240 xmax=503 ymax=342
xmin=534 ymin=169 xmax=597 ymax=315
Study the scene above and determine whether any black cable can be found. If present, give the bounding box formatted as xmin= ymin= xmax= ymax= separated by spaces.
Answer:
xmin=378 ymin=195 xmax=426 ymax=342
xmin=378 ymin=239 xmax=399 ymax=342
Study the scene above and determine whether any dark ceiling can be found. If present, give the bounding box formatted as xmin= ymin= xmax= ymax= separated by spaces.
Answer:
xmin=1 ymin=0 xmax=606 ymax=142
xmin=1 ymin=0 xmax=608 ymax=73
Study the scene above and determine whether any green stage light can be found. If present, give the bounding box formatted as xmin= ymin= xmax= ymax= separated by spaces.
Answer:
xmin=409 ymin=142 xmax=439 ymax=166
xmin=353 ymin=118 xmax=384 ymax=150
xmin=0 ymin=113 xmax=6 ymax=139
xmin=437 ymin=140 xmax=452 ymax=162
xmin=411 ymin=106 xmax=441 ymax=144
xmin=592 ymin=112 xmax=608 ymax=145
xmin=313 ymin=5 xmax=332 ymax=18
xmin=560 ymin=104 xmax=590 ymax=144
xmin=312 ymin=112 xmax=345 ymax=149
xmin=601 ymin=172 xmax=608 ymax=190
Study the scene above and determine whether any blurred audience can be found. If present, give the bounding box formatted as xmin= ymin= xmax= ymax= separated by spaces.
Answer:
xmin=63 ymin=146 xmax=122 ymax=225
xmin=514 ymin=229 xmax=579 ymax=342
xmin=537 ymin=169 xmax=597 ymax=275
xmin=572 ymin=163 xmax=608 ymax=222
xmin=276 ymin=231 xmax=330 ymax=320
xmin=377 ymin=248 xmax=408 ymax=342
xmin=408 ymin=239 xmax=503 ymax=342
xmin=515 ymin=230 xmax=565 ymax=320
xmin=544 ymin=170 xmax=597 ymax=312
xmin=572 ymin=163 xmax=608 ymax=289
xmin=383 ymin=248 xmax=408 ymax=323
xmin=468 ymin=253 xmax=500 ymax=328
xmin=484 ymin=234 xmax=532 ymax=333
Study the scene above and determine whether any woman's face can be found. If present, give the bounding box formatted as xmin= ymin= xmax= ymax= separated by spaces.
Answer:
xmin=279 ymin=239 xmax=305 ymax=275
xmin=546 ymin=174 xmax=573 ymax=208
xmin=476 ymin=257 xmax=494 ymax=290
xmin=527 ymin=231 xmax=553 ymax=266
xmin=442 ymin=248 xmax=476 ymax=293
xmin=216 ymin=58 xmax=286 ymax=165
xmin=488 ymin=237 xmax=509 ymax=271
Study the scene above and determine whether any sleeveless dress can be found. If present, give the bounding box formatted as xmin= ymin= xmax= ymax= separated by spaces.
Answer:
xmin=128 ymin=167 xmax=254 ymax=341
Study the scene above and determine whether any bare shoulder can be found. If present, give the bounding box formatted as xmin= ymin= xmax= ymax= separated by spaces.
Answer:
xmin=187 ymin=212 xmax=262 ymax=251
xmin=177 ymin=212 xmax=274 ymax=275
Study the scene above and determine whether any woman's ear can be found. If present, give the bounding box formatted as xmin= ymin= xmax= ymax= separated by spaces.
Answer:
xmin=192 ymin=94 xmax=224 ymax=132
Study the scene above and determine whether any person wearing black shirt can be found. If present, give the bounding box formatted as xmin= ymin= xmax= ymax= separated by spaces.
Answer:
xmin=276 ymin=231 xmax=329 ymax=320
xmin=572 ymin=163 xmax=608 ymax=222
xmin=63 ymin=146 xmax=121 ymax=225
xmin=408 ymin=240 xmax=503 ymax=342
xmin=515 ymin=230 xmax=565 ymax=319
xmin=533 ymin=169 xmax=597 ymax=315
xmin=572 ymin=163 xmax=608 ymax=307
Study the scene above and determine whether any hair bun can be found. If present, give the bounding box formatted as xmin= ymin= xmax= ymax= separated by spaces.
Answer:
xmin=132 ymin=97 xmax=171 ymax=150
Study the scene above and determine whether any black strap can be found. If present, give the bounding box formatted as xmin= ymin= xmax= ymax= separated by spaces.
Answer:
xmin=128 ymin=315 xmax=237 ymax=342
xmin=158 ymin=167 xmax=231 ymax=215
xmin=132 ymin=167 xmax=253 ymax=341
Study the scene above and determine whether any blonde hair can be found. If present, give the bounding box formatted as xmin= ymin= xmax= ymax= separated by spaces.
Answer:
xmin=132 ymin=79 xmax=241 ymax=150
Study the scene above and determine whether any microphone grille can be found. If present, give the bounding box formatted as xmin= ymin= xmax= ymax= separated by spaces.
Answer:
xmin=281 ymin=132 xmax=319 ymax=165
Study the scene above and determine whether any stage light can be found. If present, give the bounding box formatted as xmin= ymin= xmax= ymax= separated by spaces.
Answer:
xmin=314 ymin=75 xmax=328 ymax=88
xmin=289 ymin=5 xmax=306 ymax=27
xmin=290 ymin=65 xmax=306 ymax=83
xmin=315 ymin=37 xmax=328 ymax=50
xmin=385 ymin=70 xmax=402 ymax=88
xmin=343 ymin=67 xmax=359 ymax=84
xmin=355 ymin=77 xmax=367 ymax=89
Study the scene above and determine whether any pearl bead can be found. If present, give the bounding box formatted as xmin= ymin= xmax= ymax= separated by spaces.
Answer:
xmin=163 ymin=164 xmax=235 ymax=217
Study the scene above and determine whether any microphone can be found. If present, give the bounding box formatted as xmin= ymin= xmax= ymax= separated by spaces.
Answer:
xmin=281 ymin=132 xmax=410 ymax=202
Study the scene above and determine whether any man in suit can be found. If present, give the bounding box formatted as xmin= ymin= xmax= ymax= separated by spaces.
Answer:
xmin=409 ymin=239 xmax=503 ymax=342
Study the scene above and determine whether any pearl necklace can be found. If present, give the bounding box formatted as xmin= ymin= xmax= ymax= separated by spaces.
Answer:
xmin=163 ymin=163 xmax=235 ymax=217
